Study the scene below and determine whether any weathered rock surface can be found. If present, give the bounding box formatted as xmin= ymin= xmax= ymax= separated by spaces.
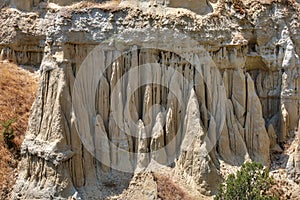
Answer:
xmin=122 ymin=0 xmax=216 ymax=15
xmin=287 ymin=121 xmax=300 ymax=184
xmin=0 ymin=0 xmax=299 ymax=199
xmin=6 ymin=0 xmax=107 ymax=11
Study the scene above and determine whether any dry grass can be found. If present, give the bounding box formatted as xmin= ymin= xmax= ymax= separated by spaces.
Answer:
xmin=152 ymin=172 xmax=193 ymax=200
xmin=0 ymin=61 xmax=38 ymax=199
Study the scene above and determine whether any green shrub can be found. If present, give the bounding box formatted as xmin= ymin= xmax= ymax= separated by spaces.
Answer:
xmin=0 ymin=118 xmax=17 ymax=149
xmin=215 ymin=162 xmax=278 ymax=200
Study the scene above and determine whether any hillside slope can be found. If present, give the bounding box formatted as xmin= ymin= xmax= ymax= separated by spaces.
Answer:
xmin=0 ymin=62 xmax=37 ymax=199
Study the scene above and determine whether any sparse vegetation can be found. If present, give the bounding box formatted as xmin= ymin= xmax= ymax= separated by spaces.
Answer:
xmin=153 ymin=172 xmax=193 ymax=200
xmin=0 ymin=61 xmax=38 ymax=199
xmin=215 ymin=162 xmax=279 ymax=200
xmin=0 ymin=118 xmax=17 ymax=149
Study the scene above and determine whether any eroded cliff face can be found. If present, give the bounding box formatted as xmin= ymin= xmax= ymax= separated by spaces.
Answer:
xmin=0 ymin=0 xmax=300 ymax=199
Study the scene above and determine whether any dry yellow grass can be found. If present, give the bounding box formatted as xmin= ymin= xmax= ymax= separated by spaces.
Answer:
xmin=152 ymin=173 xmax=193 ymax=200
xmin=0 ymin=61 xmax=38 ymax=199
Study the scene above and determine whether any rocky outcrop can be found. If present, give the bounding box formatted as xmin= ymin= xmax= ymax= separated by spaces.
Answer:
xmin=9 ymin=0 xmax=34 ymax=11
xmin=7 ymin=0 xmax=107 ymax=11
xmin=122 ymin=0 xmax=217 ymax=15
xmin=287 ymin=121 xmax=300 ymax=184
xmin=0 ymin=0 xmax=299 ymax=199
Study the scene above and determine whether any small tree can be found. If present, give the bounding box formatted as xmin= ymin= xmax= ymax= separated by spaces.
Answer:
xmin=215 ymin=162 xmax=278 ymax=200
xmin=0 ymin=118 xmax=17 ymax=149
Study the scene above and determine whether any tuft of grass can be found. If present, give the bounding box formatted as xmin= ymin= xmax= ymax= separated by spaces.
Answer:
xmin=152 ymin=172 xmax=193 ymax=200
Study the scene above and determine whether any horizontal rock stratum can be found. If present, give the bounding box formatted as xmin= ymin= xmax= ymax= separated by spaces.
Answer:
xmin=0 ymin=0 xmax=299 ymax=199
xmin=7 ymin=0 xmax=216 ymax=14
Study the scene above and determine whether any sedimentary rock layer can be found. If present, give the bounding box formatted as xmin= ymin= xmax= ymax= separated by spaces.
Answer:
xmin=0 ymin=0 xmax=299 ymax=199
